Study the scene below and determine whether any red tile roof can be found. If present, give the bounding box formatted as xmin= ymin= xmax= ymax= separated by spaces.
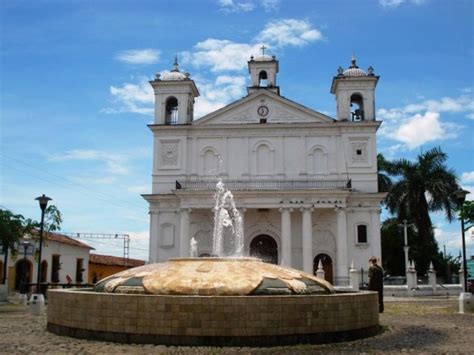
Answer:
xmin=89 ymin=253 xmax=146 ymax=267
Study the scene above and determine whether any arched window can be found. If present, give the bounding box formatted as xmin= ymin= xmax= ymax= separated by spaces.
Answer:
xmin=250 ymin=235 xmax=278 ymax=264
xmin=165 ymin=97 xmax=178 ymax=125
xmin=256 ymin=144 xmax=273 ymax=175
xmin=258 ymin=70 xmax=268 ymax=87
xmin=357 ymin=224 xmax=368 ymax=244
xmin=350 ymin=93 xmax=364 ymax=121
xmin=202 ymin=148 xmax=219 ymax=175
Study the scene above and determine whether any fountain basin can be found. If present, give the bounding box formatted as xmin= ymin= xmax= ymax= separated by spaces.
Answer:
xmin=47 ymin=289 xmax=379 ymax=346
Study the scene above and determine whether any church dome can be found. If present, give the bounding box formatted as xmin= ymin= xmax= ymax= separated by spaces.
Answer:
xmin=161 ymin=56 xmax=188 ymax=81
xmin=253 ymin=54 xmax=274 ymax=62
xmin=162 ymin=70 xmax=187 ymax=81
xmin=342 ymin=55 xmax=367 ymax=77
xmin=343 ymin=67 xmax=366 ymax=77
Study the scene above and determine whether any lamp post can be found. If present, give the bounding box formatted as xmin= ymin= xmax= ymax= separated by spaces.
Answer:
xmin=34 ymin=194 xmax=51 ymax=294
xmin=454 ymin=189 xmax=470 ymax=293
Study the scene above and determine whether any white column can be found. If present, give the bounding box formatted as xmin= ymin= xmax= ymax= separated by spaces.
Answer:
xmin=336 ymin=208 xmax=348 ymax=285
xmin=279 ymin=208 xmax=293 ymax=266
xmin=179 ymin=209 xmax=191 ymax=257
xmin=371 ymin=208 xmax=382 ymax=261
xmin=302 ymin=208 xmax=313 ymax=274
xmin=149 ymin=210 xmax=159 ymax=263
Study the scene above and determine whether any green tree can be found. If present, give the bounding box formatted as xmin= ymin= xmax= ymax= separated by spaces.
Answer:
xmin=0 ymin=209 xmax=35 ymax=283
xmin=460 ymin=200 xmax=474 ymax=231
xmin=380 ymin=147 xmax=460 ymax=275
xmin=0 ymin=205 xmax=62 ymax=284
xmin=377 ymin=153 xmax=392 ymax=193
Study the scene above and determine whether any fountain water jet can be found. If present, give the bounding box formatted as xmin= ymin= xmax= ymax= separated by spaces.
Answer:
xmin=212 ymin=180 xmax=243 ymax=257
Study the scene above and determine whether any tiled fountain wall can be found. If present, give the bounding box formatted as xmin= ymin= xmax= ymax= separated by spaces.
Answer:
xmin=47 ymin=289 xmax=379 ymax=346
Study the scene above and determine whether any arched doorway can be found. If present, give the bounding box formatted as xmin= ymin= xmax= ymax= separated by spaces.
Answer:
xmin=249 ymin=235 xmax=278 ymax=264
xmin=40 ymin=260 xmax=48 ymax=283
xmin=313 ymin=253 xmax=333 ymax=284
xmin=14 ymin=259 xmax=32 ymax=290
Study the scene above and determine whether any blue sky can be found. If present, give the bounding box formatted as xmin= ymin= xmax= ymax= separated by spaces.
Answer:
xmin=1 ymin=0 xmax=473 ymax=261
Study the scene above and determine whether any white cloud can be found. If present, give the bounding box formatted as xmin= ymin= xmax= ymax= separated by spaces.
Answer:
xmin=461 ymin=172 xmax=474 ymax=184
xmin=379 ymin=0 xmax=405 ymax=7
xmin=103 ymin=77 xmax=154 ymax=115
xmin=183 ymin=39 xmax=262 ymax=72
xmin=217 ymin=0 xmax=280 ymax=13
xmin=183 ymin=19 xmax=322 ymax=73
xmin=379 ymin=0 xmax=426 ymax=8
xmin=434 ymin=225 xmax=474 ymax=256
xmin=217 ymin=0 xmax=255 ymax=12
xmin=257 ymin=19 xmax=323 ymax=47
xmin=115 ymin=49 xmax=160 ymax=64
xmin=392 ymin=112 xmax=446 ymax=149
xmin=48 ymin=150 xmax=129 ymax=175
xmin=194 ymin=75 xmax=246 ymax=118
xmin=377 ymin=94 xmax=472 ymax=150
xmin=261 ymin=0 xmax=280 ymax=11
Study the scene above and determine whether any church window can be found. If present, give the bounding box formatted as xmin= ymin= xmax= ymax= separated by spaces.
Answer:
xmin=165 ymin=97 xmax=178 ymax=125
xmin=350 ymin=93 xmax=364 ymax=121
xmin=256 ymin=144 xmax=273 ymax=175
xmin=258 ymin=70 xmax=268 ymax=87
xmin=356 ymin=224 xmax=368 ymax=244
xmin=203 ymin=148 xmax=219 ymax=175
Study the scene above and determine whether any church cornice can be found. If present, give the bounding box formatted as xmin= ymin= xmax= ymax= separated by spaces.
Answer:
xmin=148 ymin=120 xmax=381 ymax=134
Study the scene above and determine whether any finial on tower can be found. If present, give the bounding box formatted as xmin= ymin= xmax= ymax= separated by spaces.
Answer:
xmin=260 ymin=45 xmax=267 ymax=56
xmin=350 ymin=53 xmax=358 ymax=68
xmin=171 ymin=54 xmax=179 ymax=72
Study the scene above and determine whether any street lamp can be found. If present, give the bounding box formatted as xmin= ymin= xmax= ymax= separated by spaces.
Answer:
xmin=454 ymin=189 xmax=470 ymax=293
xmin=34 ymin=194 xmax=51 ymax=294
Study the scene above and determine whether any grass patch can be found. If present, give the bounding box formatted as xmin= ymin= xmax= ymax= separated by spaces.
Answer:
xmin=384 ymin=301 xmax=457 ymax=316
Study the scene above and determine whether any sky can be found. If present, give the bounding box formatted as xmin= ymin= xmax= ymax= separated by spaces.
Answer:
xmin=1 ymin=0 xmax=473 ymax=262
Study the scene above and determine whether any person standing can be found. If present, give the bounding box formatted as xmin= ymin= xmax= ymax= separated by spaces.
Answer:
xmin=368 ymin=256 xmax=384 ymax=313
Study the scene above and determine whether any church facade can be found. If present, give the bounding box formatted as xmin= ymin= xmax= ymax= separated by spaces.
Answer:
xmin=143 ymin=53 xmax=385 ymax=286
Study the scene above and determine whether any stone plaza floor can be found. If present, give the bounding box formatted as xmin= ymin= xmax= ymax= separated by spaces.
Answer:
xmin=0 ymin=296 xmax=472 ymax=354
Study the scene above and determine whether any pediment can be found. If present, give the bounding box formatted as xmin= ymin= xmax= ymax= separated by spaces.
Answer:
xmin=193 ymin=90 xmax=334 ymax=125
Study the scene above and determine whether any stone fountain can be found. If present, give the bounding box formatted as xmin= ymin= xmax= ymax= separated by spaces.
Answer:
xmin=46 ymin=182 xmax=380 ymax=346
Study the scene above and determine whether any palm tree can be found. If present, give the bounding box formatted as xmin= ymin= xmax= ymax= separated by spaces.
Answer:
xmin=380 ymin=147 xmax=460 ymax=274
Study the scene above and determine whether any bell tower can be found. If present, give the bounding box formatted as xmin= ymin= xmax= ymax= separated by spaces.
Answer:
xmin=330 ymin=55 xmax=379 ymax=121
xmin=149 ymin=56 xmax=199 ymax=125
xmin=247 ymin=45 xmax=280 ymax=95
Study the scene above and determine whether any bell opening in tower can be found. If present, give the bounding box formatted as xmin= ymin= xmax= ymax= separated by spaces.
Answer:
xmin=258 ymin=70 xmax=268 ymax=87
xmin=165 ymin=97 xmax=179 ymax=125
xmin=350 ymin=93 xmax=364 ymax=122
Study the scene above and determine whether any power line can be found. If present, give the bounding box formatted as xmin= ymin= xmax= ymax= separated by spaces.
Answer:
xmin=1 ymin=152 xmax=147 ymax=211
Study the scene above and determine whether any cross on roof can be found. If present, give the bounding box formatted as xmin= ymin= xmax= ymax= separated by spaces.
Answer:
xmin=260 ymin=45 xmax=267 ymax=56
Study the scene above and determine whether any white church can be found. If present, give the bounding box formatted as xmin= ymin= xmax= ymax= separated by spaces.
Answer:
xmin=143 ymin=50 xmax=385 ymax=286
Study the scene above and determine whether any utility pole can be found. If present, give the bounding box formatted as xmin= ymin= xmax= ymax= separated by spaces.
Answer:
xmin=63 ymin=233 xmax=130 ymax=266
